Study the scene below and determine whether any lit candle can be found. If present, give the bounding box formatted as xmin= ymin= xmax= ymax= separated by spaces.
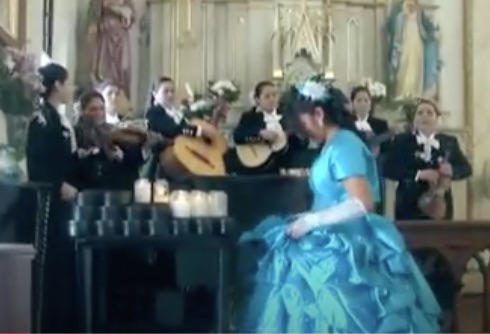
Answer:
xmin=134 ymin=179 xmax=152 ymax=203
xmin=170 ymin=190 xmax=191 ymax=218
xmin=207 ymin=191 xmax=228 ymax=217
xmin=153 ymin=179 xmax=170 ymax=203
xmin=189 ymin=191 xmax=209 ymax=217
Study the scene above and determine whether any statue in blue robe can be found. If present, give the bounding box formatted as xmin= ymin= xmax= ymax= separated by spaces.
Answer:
xmin=385 ymin=0 xmax=440 ymax=100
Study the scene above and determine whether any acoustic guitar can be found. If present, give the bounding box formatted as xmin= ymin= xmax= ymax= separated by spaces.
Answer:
xmin=160 ymin=104 xmax=228 ymax=178
xmin=235 ymin=130 xmax=288 ymax=168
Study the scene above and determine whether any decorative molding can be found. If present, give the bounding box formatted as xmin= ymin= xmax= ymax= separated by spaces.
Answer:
xmin=0 ymin=0 xmax=26 ymax=48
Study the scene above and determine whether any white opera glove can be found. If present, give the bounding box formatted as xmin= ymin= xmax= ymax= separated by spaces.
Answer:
xmin=287 ymin=198 xmax=367 ymax=238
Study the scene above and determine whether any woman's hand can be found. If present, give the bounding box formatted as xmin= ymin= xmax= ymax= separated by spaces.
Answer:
xmin=439 ymin=162 xmax=453 ymax=177
xmin=260 ymin=130 xmax=278 ymax=142
xmin=199 ymin=123 xmax=218 ymax=139
xmin=287 ymin=218 xmax=310 ymax=239
xmin=111 ymin=146 xmax=124 ymax=161
xmin=418 ymin=169 xmax=439 ymax=183
xmin=60 ymin=182 xmax=78 ymax=201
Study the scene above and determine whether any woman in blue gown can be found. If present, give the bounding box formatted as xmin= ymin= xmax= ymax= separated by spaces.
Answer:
xmin=237 ymin=79 xmax=441 ymax=333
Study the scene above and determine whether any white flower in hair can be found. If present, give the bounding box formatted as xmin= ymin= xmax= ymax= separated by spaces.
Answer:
xmin=297 ymin=80 xmax=328 ymax=101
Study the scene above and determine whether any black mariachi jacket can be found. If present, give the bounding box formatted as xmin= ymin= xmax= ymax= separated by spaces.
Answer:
xmin=384 ymin=132 xmax=472 ymax=220
xmin=233 ymin=108 xmax=307 ymax=151
xmin=74 ymin=122 xmax=143 ymax=190
xmin=146 ymin=104 xmax=198 ymax=139
xmin=26 ymin=102 xmax=79 ymax=195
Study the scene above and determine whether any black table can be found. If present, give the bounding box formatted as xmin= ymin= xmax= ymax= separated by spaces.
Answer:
xmin=75 ymin=230 xmax=234 ymax=333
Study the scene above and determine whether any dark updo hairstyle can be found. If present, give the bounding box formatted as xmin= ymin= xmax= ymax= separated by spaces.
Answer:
xmin=350 ymin=85 xmax=373 ymax=112
xmin=38 ymin=63 xmax=68 ymax=100
xmin=146 ymin=76 xmax=173 ymax=109
xmin=253 ymin=80 xmax=274 ymax=100
xmin=79 ymin=90 xmax=105 ymax=111
xmin=292 ymin=84 xmax=363 ymax=139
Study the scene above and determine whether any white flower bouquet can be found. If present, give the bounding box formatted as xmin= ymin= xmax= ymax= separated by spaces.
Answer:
xmin=359 ymin=78 xmax=387 ymax=102
xmin=0 ymin=46 xmax=44 ymax=115
xmin=208 ymin=80 xmax=240 ymax=104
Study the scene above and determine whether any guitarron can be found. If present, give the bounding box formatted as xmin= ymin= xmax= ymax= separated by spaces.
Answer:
xmin=235 ymin=130 xmax=288 ymax=169
xmin=160 ymin=104 xmax=228 ymax=178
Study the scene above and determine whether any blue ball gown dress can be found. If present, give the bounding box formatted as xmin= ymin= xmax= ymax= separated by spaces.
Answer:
xmin=238 ymin=129 xmax=441 ymax=333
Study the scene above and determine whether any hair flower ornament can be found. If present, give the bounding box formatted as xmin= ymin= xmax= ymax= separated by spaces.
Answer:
xmin=295 ymin=80 xmax=329 ymax=102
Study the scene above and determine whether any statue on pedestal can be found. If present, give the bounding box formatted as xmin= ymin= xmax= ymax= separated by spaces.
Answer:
xmin=85 ymin=0 xmax=135 ymax=98
xmin=385 ymin=0 xmax=440 ymax=100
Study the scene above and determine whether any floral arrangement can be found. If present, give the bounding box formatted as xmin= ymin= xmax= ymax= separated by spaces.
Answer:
xmin=208 ymin=80 xmax=240 ymax=104
xmin=0 ymin=46 xmax=44 ymax=116
xmin=358 ymin=78 xmax=387 ymax=101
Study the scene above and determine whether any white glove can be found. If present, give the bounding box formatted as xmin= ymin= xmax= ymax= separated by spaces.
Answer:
xmin=287 ymin=198 xmax=366 ymax=238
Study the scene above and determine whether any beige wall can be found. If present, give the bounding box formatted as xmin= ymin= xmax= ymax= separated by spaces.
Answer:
xmin=22 ymin=0 xmax=490 ymax=220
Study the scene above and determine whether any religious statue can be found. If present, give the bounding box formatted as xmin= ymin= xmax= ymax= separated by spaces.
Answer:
xmin=85 ymin=0 xmax=135 ymax=98
xmin=385 ymin=0 xmax=440 ymax=100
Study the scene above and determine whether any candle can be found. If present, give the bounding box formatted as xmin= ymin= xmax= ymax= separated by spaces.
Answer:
xmin=153 ymin=179 xmax=170 ymax=203
xmin=189 ymin=190 xmax=209 ymax=217
xmin=170 ymin=190 xmax=191 ymax=218
xmin=273 ymin=69 xmax=283 ymax=79
xmin=207 ymin=191 xmax=228 ymax=217
xmin=134 ymin=178 xmax=152 ymax=203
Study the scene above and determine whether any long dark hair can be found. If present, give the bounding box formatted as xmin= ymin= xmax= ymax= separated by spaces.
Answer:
xmin=291 ymin=85 xmax=363 ymax=140
xmin=146 ymin=76 xmax=173 ymax=110
xmin=38 ymin=63 xmax=68 ymax=100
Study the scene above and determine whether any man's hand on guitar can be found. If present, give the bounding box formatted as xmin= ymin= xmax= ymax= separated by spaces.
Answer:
xmin=260 ymin=129 xmax=278 ymax=142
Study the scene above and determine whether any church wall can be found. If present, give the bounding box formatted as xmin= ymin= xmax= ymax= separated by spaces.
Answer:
xmin=469 ymin=0 xmax=490 ymax=219
xmin=19 ymin=0 xmax=487 ymax=220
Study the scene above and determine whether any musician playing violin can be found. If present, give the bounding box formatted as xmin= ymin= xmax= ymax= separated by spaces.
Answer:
xmin=75 ymin=90 xmax=145 ymax=189
xmin=384 ymin=98 xmax=472 ymax=220
xmin=384 ymin=98 xmax=472 ymax=325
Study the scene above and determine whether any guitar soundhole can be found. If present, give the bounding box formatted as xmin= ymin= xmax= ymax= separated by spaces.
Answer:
xmin=185 ymin=145 xmax=215 ymax=169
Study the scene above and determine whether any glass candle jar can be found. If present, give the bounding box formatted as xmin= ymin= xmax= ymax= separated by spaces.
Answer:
xmin=153 ymin=179 xmax=170 ymax=203
xmin=170 ymin=190 xmax=191 ymax=218
xmin=134 ymin=178 xmax=152 ymax=203
xmin=207 ymin=191 xmax=228 ymax=217
xmin=189 ymin=190 xmax=209 ymax=217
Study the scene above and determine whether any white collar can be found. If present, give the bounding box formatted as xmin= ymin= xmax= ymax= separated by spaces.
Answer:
xmin=355 ymin=116 xmax=372 ymax=132
xmin=163 ymin=104 xmax=183 ymax=123
xmin=415 ymin=131 xmax=439 ymax=162
xmin=416 ymin=132 xmax=439 ymax=147
xmin=260 ymin=109 xmax=282 ymax=122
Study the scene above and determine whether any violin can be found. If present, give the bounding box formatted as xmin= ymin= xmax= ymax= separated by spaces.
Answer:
xmin=417 ymin=153 xmax=452 ymax=220
xmin=77 ymin=118 xmax=169 ymax=158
